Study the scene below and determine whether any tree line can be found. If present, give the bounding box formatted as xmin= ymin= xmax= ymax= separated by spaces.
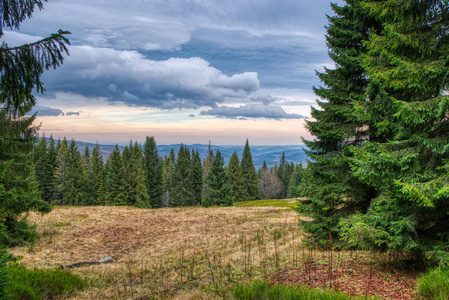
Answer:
xmin=33 ymin=136 xmax=304 ymax=208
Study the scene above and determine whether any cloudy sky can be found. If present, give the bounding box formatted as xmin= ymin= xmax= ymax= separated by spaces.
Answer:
xmin=5 ymin=0 xmax=343 ymax=145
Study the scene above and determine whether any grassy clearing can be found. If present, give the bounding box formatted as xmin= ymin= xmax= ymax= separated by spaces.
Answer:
xmin=9 ymin=206 xmax=300 ymax=299
xmin=7 ymin=205 xmax=420 ymax=299
xmin=234 ymin=198 xmax=299 ymax=208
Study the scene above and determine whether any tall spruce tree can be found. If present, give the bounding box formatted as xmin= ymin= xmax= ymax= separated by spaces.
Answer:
xmin=81 ymin=145 xmax=94 ymax=205
xmin=45 ymin=135 xmax=57 ymax=202
xmin=53 ymin=141 xmax=68 ymax=206
xmin=171 ymin=145 xmax=193 ymax=206
xmin=338 ymin=0 xmax=449 ymax=263
xmin=161 ymin=152 xmax=175 ymax=207
xmin=202 ymin=150 xmax=234 ymax=207
xmin=126 ymin=142 xmax=150 ymax=208
xmin=0 ymin=1 xmax=69 ymax=245
xmin=240 ymin=139 xmax=261 ymax=200
xmin=105 ymin=145 xmax=127 ymax=205
xmin=64 ymin=140 xmax=87 ymax=205
xmin=297 ymin=0 xmax=380 ymax=246
xmin=34 ymin=133 xmax=48 ymax=200
xmin=89 ymin=142 xmax=103 ymax=204
xmin=228 ymin=152 xmax=245 ymax=202
xmin=190 ymin=150 xmax=203 ymax=206
xmin=143 ymin=136 xmax=163 ymax=208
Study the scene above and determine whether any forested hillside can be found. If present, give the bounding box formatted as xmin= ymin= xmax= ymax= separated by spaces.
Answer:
xmin=33 ymin=135 xmax=305 ymax=208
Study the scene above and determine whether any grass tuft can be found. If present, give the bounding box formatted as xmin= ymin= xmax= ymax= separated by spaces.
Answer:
xmin=231 ymin=280 xmax=374 ymax=300
xmin=416 ymin=268 xmax=449 ymax=300
xmin=7 ymin=263 xmax=86 ymax=299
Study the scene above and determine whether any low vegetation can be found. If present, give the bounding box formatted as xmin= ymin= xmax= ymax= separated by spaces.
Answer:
xmin=231 ymin=281 xmax=365 ymax=300
xmin=6 ymin=204 xmax=434 ymax=300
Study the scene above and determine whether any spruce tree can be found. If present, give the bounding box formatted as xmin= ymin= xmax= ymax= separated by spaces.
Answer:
xmin=202 ymin=150 xmax=234 ymax=207
xmin=0 ymin=0 xmax=69 ymax=243
xmin=297 ymin=0 xmax=380 ymax=246
xmin=45 ymin=135 xmax=57 ymax=202
xmin=338 ymin=0 xmax=449 ymax=262
xmin=105 ymin=145 xmax=127 ymax=205
xmin=126 ymin=141 xmax=150 ymax=208
xmin=81 ymin=145 xmax=94 ymax=205
xmin=143 ymin=136 xmax=163 ymax=208
xmin=161 ymin=153 xmax=175 ymax=207
xmin=53 ymin=141 xmax=68 ymax=206
xmin=64 ymin=140 xmax=87 ymax=205
xmin=89 ymin=142 xmax=103 ymax=204
xmin=228 ymin=152 xmax=245 ymax=202
xmin=240 ymin=139 xmax=261 ymax=201
xmin=190 ymin=150 xmax=203 ymax=206
xmin=287 ymin=164 xmax=304 ymax=198
xmin=34 ymin=133 xmax=48 ymax=199
xmin=171 ymin=145 xmax=193 ymax=206
xmin=202 ymin=140 xmax=214 ymax=178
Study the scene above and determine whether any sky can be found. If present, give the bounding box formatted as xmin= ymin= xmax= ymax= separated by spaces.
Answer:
xmin=5 ymin=0 xmax=344 ymax=145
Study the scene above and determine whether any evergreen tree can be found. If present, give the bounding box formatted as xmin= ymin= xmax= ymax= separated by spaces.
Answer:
xmin=297 ymin=0 xmax=380 ymax=247
xmin=171 ymin=145 xmax=193 ymax=206
xmin=45 ymin=135 xmax=58 ymax=202
xmin=105 ymin=145 xmax=127 ymax=205
xmin=287 ymin=164 xmax=304 ymax=198
xmin=64 ymin=140 xmax=87 ymax=205
xmin=338 ymin=0 xmax=449 ymax=262
xmin=143 ymin=136 xmax=163 ymax=208
xmin=240 ymin=139 xmax=261 ymax=201
xmin=96 ymin=167 xmax=107 ymax=205
xmin=228 ymin=152 xmax=245 ymax=202
xmin=126 ymin=142 xmax=150 ymax=208
xmin=34 ymin=133 xmax=48 ymax=200
xmin=81 ymin=145 xmax=94 ymax=205
xmin=189 ymin=150 xmax=203 ymax=206
xmin=202 ymin=140 xmax=214 ymax=178
xmin=276 ymin=153 xmax=293 ymax=198
xmin=53 ymin=141 xmax=68 ymax=206
xmin=161 ymin=152 xmax=175 ymax=207
xmin=0 ymin=113 xmax=49 ymax=245
xmin=89 ymin=142 xmax=103 ymax=204
xmin=202 ymin=150 xmax=234 ymax=207
xmin=121 ymin=143 xmax=132 ymax=201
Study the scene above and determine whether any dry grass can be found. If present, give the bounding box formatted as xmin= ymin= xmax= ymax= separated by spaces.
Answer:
xmin=10 ymin=206 xmax=301 ymax=299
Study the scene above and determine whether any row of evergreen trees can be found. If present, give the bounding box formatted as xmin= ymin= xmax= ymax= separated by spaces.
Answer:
xmin=33 ymin=136 xmax=302 ymax=208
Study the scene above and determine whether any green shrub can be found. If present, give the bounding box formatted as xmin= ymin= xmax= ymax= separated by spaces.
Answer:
xmin=417 ymin=268 xmax=449 ymax=300
xmin=7 ymin=263 xmax=86 ymax=300
xmin=0 ymin=249 xmax=10 ymax=299
xmin=231 ymin=280 xmax=367 ymax=300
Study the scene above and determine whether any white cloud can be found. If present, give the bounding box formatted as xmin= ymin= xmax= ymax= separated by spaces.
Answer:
xmin=43 ymin=45 xmax=262 ymax=109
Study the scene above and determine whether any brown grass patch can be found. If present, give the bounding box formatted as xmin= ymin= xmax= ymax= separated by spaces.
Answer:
xmin=10 ymin=206 xmax=301 ymax=299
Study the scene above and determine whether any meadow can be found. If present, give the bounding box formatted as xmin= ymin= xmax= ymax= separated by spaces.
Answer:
xmin=8 ymin=201 xmax=421 ymax=299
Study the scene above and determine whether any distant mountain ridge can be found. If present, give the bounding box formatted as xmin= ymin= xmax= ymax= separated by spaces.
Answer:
xmin=74 ymin=141 xmax=308 ymax=169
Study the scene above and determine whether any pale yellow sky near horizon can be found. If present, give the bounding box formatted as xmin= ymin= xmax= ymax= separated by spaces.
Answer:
xmin=35 ymin=105 xmax=313 ymax=145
